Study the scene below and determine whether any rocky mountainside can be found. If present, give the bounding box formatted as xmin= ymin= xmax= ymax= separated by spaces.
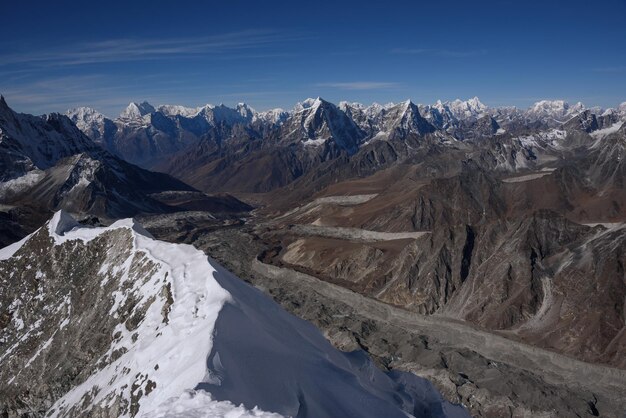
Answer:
xmin=0 ymin=211 xmax=468 ymax=418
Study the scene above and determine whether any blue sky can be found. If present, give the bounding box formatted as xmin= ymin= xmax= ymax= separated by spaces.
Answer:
xmin=1 ymin=0 xmax=625 ymax=116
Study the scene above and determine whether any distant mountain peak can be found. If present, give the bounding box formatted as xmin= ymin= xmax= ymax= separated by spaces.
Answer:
xmin=156 ymin=104 xmax=201 ymax=117
xmin=119 ymin=101 xmax=155 ymax=120
xmin=528 ymin=99 xmax=586 ymax=121
xmin=67 ymin=106 xmax=106 ymax=121
xmin=255 ymin=108 xmax=289 ymax=125
xmin=444 ymin=97 xmax=488 ymax=121
xmin=294 ymin=97 xmax=328 ymax=113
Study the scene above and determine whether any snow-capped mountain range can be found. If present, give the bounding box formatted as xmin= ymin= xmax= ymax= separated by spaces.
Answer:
xmin=66 ymin=96 xmax=626 ymax=166
xmin=69 ymin=96 xmax=626 ymax=131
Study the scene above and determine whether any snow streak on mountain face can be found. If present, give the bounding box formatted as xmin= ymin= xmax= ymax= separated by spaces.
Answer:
xmin=0 ymin=212 xmax=468 ymax=418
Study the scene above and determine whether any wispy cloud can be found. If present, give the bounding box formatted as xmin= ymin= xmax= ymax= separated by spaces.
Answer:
xmin=0 ymin=75 xmax=141 ymax=115
xmin=0 ymin=72 xmax=297 ymax=116
xmin=391 ymin=48 xmax=487 ymax=58
xmin=591 ymin=66 xmax=626 ymax=73
xmin=0 ymin=30 xmax=299 ymax=68
xmin=317 ymin=81 xmax=400 ymax=90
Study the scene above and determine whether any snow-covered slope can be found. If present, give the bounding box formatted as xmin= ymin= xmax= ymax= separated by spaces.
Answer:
xmin=0 ymin=212 xmax=467 ymax=418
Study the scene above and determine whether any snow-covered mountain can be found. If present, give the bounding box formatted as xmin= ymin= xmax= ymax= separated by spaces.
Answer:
xmin=281 ymin=97 xmax=365 ymax=152
xmin=66 ymin=107 xmax=116 ymax=142
xmin=0 ymin=97 xmax=197 ymax=218
xmin=446 ymin=96 xmax=489 ymax=120
xmin=156 ymin=104 xmax=203 ymax=118
xmin=419 ymin=101 xmax=458 ymax=130
xmin=526 ymin=99 xmax=585 ymax=122
xmin=371 ymin=100 xmax=435 ymax=139
xmin=0 ymin=211 xmax=468 ymax=418
xmin=119 ymin=101 xmax=156 ymax=122
xmin=254 ymin=108 xmax=289 ymax=125
xmin=337 ymin=99 xmax=436 ymax=140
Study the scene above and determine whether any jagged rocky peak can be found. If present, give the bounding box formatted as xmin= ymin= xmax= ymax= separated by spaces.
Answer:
xmin=0 ymin=98 xmax=98 ymax=171
xmin=293 ymin=96 xmax=322 ymax=112
xmin=418 ymin=101 xmax=456 ymax=129
xmin=379 ymin=99 xmax=435 ymax=137
xmin=294 ymin=97 xmax=339 ymax=120
xmin=294 ymin=96 xmax=349 ymax=115
xmin=283 ymin=97 xmax=365 ymax=151
xmin=235 ymin=102 xmax=255 ymax=120
xmin=119 ymin=100 xmax=155 ymax=120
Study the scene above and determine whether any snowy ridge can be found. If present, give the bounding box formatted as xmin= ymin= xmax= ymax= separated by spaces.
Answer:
xmin=44 ymin=211 xmax=235 ymax=417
